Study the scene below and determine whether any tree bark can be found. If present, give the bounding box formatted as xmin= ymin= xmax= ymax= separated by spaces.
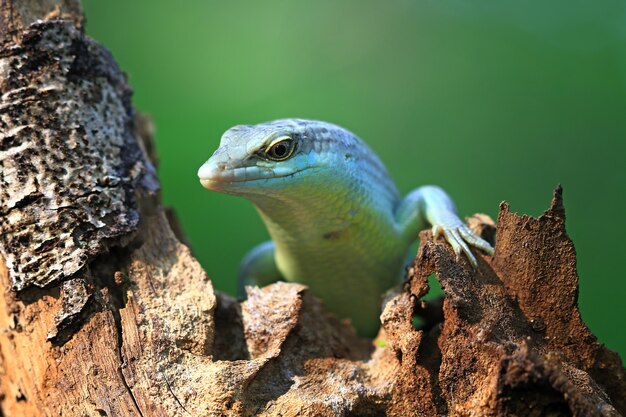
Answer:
xmin=0 ymin=2 xmax=624 ymax=416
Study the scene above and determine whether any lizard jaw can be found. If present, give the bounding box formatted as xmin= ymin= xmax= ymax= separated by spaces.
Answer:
xmin=198 ymin=162 xmax=312 ymax=191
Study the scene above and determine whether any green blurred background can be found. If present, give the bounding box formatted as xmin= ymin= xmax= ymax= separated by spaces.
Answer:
xmin=82 ymin=1 xmax=625 ymax=355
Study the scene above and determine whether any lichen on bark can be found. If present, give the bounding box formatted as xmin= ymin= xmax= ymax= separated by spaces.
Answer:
xmin=0 ymin=18 xmax=157 ymax=293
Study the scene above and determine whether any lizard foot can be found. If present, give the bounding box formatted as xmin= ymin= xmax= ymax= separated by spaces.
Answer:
xmin=432 ymin=221 xmax=494 ymax=268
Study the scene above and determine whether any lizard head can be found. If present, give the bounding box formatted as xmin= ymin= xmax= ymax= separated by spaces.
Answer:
xmin=198 ymin=119 xmax=340 ymax=198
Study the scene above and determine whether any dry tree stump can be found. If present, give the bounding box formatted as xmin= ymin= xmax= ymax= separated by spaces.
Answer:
xmin=0 ymin=1 xmax=624 ymax=416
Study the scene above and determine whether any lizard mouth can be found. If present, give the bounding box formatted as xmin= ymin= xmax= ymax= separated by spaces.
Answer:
xmin=198 ymin=165 xmax=312 ymax=190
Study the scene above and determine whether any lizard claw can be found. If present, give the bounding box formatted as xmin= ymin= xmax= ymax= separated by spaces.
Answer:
xmin=458 ymin=224 xmax=494 ymax=256
xmin=433 ymin=220 xmax=494 ymax=268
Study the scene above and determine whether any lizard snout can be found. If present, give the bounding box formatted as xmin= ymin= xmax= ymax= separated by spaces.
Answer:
xmin=198 ymin=159 xmax=228 ymax=189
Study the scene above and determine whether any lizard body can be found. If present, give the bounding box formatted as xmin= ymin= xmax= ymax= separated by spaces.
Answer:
xmin=198 ymin=119 xmax=493 ymax=336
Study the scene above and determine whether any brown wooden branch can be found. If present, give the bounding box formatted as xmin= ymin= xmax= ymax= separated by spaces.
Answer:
xmin=0 ymin=2 xmax=624 ymax=416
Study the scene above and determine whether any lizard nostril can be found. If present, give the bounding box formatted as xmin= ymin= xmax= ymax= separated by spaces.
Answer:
xmin=217 ymin=163 xmax=227 ymax=171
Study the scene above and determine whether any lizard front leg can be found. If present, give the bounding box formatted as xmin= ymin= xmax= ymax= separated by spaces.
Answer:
xmin=395 ymin=185 xmax=494 ymax=267
xmin=238 ymin=240 xmax=283 ymax=298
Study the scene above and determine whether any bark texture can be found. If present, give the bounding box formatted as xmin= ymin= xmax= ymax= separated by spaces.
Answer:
xmin=0 ymin=2 xmax=624 ymax=416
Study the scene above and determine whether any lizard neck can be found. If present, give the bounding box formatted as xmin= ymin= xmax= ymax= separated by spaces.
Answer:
xmin=249 ymin=174 xmax=355 ymax=244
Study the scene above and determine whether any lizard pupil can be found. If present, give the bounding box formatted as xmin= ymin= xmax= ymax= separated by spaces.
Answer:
xmin=274 ymin=144 xmax=287 ymax=156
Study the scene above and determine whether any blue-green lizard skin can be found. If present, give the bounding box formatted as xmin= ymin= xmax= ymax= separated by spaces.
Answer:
xmin=198 ymin=119 xmax=494 ymax=336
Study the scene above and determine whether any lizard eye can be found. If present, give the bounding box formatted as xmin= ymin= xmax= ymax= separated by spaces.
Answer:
xmin=265 ymin=136 xmax=296 ymax=161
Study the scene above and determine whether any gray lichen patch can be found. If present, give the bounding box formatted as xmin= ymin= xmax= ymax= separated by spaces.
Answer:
xmin=0 ymin=20 xmax=157 ymax=292
xmin=46 ymin=276 xmax=94 ymax=344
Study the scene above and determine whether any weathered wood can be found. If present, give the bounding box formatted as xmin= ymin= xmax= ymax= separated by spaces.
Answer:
xmin=0 ymin=2 xmax=624 ymax=416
